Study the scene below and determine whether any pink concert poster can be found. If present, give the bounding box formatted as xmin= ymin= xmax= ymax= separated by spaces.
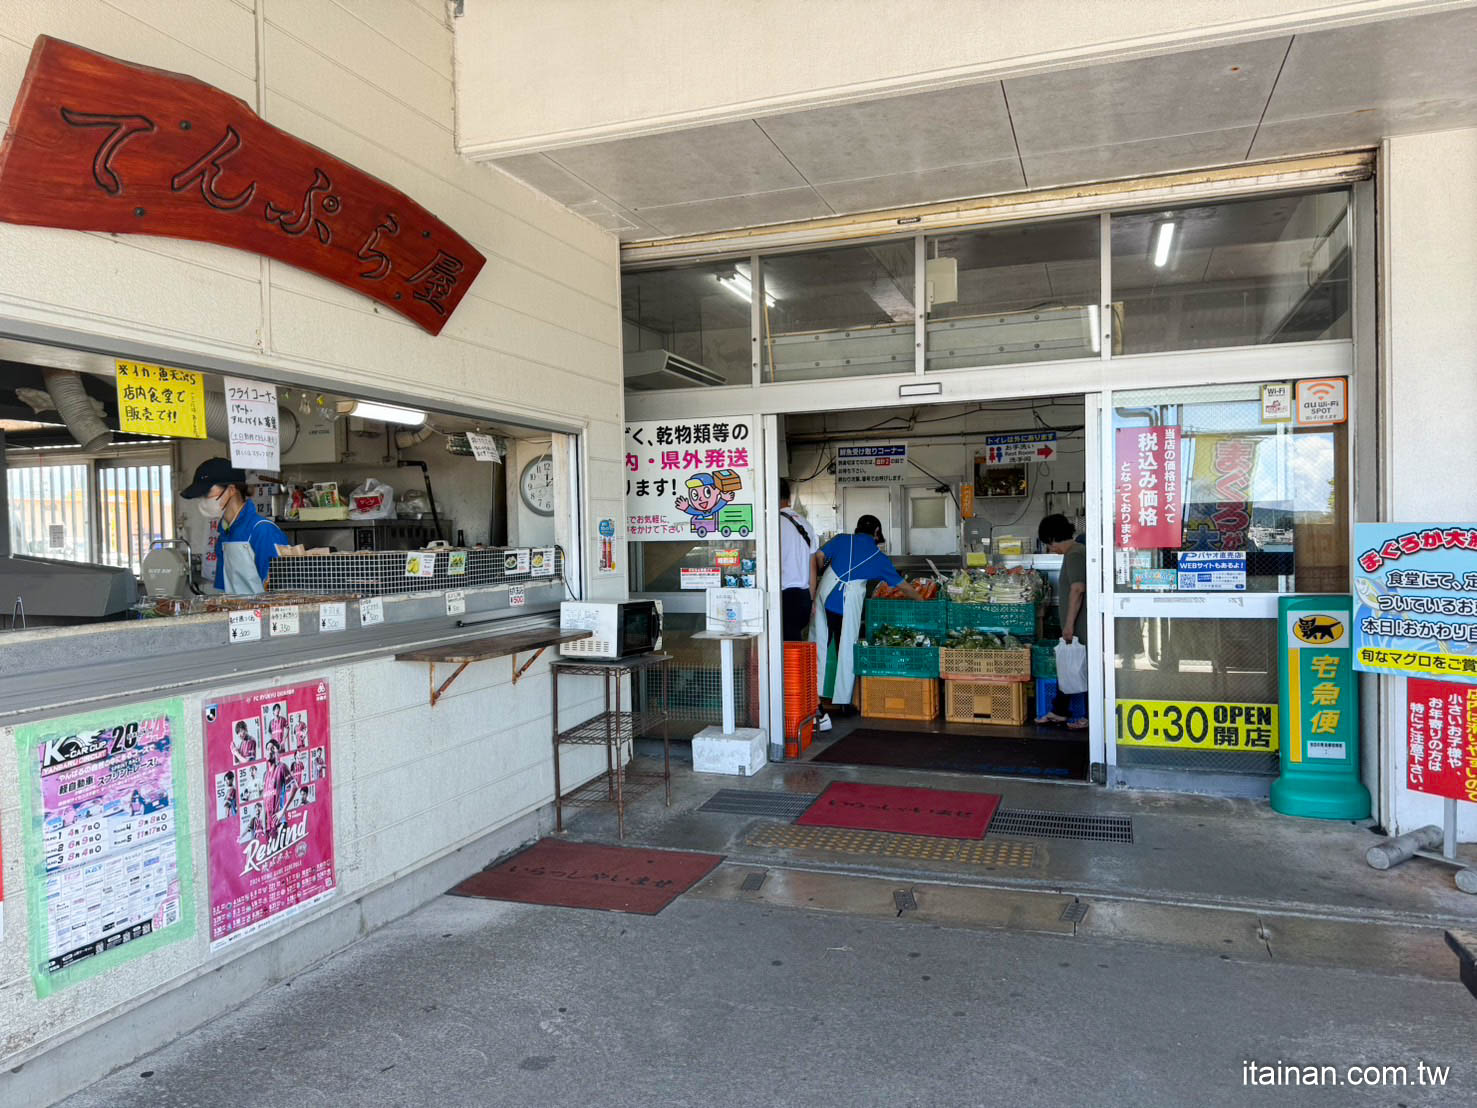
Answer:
xmin=203 ymin=679 xmax=335 ymax=950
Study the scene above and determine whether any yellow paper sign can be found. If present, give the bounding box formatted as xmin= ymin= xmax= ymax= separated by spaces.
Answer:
xmin=1115 ymin=698 xmax=1279 ymax=753
xmin=1357 ymin=646 xmax=1477 ymax=680
xmin=115 ymin=360 xmax=206 ymax=438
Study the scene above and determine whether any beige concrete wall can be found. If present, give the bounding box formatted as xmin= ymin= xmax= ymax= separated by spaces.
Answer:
xmin=453 ymin=0 xmax=1455 ymax=156
xmin=1382 ymin=126 xmax=1477 ymax=839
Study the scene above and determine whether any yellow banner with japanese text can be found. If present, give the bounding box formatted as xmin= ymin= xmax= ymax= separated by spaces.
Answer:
xmin=1357 ymin=646 xmax=1477 ymax=681
xmin=1115 ymin=699 xmax=1279 ymax=752
xmin=116 ymin=360 xmax=206 ymax=438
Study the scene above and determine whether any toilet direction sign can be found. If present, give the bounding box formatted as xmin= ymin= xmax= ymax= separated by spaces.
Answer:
xmin=984 ymin=431 xmax=1057 ymax=465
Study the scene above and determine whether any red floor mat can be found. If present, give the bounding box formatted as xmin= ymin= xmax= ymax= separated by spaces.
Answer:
xmin=449 ymin=839 xmax=724 ymax=915
xmin=796 ymin=781 xmax=1002 ymax=839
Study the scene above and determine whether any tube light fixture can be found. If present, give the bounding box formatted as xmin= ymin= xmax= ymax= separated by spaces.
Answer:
xmin=343 ymin=400 xmax=427 ymax=426
xmin=1152 ymin=221 xmax=1176 ymax=268
xmin=1087 ymin=304 xmax=1101 ymax=354
xmin=717 ymin=268 xmax=776 ymax=307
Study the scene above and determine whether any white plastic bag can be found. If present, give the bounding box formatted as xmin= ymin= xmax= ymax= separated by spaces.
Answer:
xmin=1055 ymin=640 xmax=1089 ymax=695
xmin=347 ymin=478 xmax=395 ymax=520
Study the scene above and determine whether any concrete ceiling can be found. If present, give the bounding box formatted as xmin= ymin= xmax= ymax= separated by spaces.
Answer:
xmin=487 ymin=6 xmax=1477 ymax=242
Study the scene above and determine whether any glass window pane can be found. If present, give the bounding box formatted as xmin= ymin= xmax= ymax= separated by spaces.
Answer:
xmin=1112 ymin=383 xmax=1349 ymax=593
xmin=1114 ymin=616 xmax=1280 ymax=776
xmin=925 ymin=217 xmax=1100 ymax=370
xmin=7 ymin=462 xmax=91 ymax=562
xmin=759 ymin=240 xmax=915 ymax=382
xmin=622 ymin=262 xmax=753 ymax=389
xmin=629 ymin=539 xmax=756 ymax=593
xmin=1111 ymin=190 xmax=1351 ymax=354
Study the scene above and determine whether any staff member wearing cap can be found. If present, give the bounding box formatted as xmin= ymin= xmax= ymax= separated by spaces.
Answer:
xmin=181 ymin=457 xmax=290 ymax=595
xmin=811 ymin=514 xmax=923 ymax=714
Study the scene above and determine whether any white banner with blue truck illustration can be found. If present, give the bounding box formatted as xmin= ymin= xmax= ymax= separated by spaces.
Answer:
xmin=625 ymin=419 xmax=755 ymax=540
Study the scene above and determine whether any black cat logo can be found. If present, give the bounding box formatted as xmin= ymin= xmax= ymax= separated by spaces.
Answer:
xmin=1294 ymin=615 xmax=1344 ymax=644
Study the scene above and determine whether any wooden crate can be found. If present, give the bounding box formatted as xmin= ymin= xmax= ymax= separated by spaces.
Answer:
xmin=944 ymin=678 xmax=1029 ymax=726
xmin=938 ymin=646 xmax=1030 ymax=680
xmin=859 ymin=677 xmax=939 ymax=721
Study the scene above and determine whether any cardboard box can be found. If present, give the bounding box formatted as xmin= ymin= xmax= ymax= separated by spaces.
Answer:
xmin=712 ymin=468 xmax=744 ymax=494
xmin=692 ymin=726 xmax=768 ymax=776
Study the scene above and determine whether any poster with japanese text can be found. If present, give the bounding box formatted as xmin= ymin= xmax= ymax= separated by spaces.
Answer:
xmin=1114 ymin=426 xmax=1182 ymax=550
xmin=1184 ymin=433 xmax=1261 ymax=552
xmin=115 ymin=360 xmax=206 ymax=438
xmin=224 ymin=377 xmax=280 ymax=471
xmin=1354 ymin=523 xmax=1477 ymax=682
xmin=625 ymin=419 xmax=754 ymax=540
xmin=1405 ymin=678 xmax=1477 ymax=802
xmin=16 ymin=698 xmax=193 ymax=997
xmin=204 ymin=679 xmax=334 ymax=951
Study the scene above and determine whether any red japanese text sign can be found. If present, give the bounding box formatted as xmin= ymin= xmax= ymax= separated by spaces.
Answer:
xmin=1115 ymin=425 xmax=1183 ymax=550
xmin=0 ymin=36 xmax=484 ymax=335
xmin=1406 ymin=678 xmax=1477 ymax=802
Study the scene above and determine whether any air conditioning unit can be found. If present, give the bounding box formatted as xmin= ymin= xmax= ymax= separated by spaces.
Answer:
xmin=623 ymin=349 xmax=727 ymax=390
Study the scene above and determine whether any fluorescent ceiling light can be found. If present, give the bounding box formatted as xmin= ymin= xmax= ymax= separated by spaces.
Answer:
xmin=717 ymin=268 xmax=776 ymax=307
xmin=344 ymin=400 xmax=426 ymax=426
xmin=1152 ymin=221 xmax=1176 ymax=268
xmin=1087 ymin=304 xmax=1101 ymax=354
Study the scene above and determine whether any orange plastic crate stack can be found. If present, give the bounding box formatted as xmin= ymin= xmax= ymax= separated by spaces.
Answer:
xmin=782 ymin=642 xmax=819 ymax=758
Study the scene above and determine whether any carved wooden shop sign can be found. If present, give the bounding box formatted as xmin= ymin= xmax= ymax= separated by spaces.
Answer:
xmin=0 ymin=36 xmax=485 ymax=335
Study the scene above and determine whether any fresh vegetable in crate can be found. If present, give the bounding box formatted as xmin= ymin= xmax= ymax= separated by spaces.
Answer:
xmin=945 ymin=629 xmax=1021 ymax=651
xmin=946 ymin=566 xmax=1044 ymax=604
xmin=860 ymin=624 xmax=936 ymax=648
xmin=873 ymin=576 xmax=940 ymax=600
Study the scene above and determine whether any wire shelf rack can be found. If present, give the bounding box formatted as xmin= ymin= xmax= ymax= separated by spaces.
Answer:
xmin=266 ymin=545 xmax=563 ymax=597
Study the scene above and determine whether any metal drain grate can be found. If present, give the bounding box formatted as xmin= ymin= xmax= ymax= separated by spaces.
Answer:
xmin=1059 ymin=900 xmax=1090 ymax=924
xmin=746 ymin=823 xmax=1037 ymax=869
xmin=990 ymin=809 xmax=1133 ymax=843
xmin=740 ymin=872 xmax=767 ymax=892
xmin=699 ymin=789 xmax=819 ymax=820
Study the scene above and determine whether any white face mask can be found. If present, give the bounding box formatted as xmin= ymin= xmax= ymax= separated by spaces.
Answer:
xmin=196 ymin=493 xmax=225 ymax=520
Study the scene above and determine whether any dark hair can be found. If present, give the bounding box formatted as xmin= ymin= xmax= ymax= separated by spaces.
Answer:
xmin=235 ymin=721 xmax=248 ymax=735
xmin=779 ymin=477 xmax=791 ymax=502
xmin=1038 ymin=514 xmax=1075 ymax=544
xmin=854 ymin=514 xmax=883 ymax=539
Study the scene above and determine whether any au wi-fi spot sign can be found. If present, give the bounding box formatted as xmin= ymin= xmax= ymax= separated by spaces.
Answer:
xmin=1295 ymin=377 xmax=1347 ymax=426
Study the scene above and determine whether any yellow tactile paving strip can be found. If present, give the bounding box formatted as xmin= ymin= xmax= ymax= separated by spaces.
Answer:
xmin=745 ymin=823 xmax=1037 ymax=868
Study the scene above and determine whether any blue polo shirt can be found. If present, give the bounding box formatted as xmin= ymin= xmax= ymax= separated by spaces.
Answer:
xmin=818 ymin=533 xmax=903 ymax=615
xmin=215 ymin=500 xmax=290 ymax=592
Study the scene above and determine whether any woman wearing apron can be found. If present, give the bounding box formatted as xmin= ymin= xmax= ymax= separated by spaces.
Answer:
xmin=811 ymin=515 xmax=924 ymax=715
xmin=181 ymin=458 xmax=290 ymax=595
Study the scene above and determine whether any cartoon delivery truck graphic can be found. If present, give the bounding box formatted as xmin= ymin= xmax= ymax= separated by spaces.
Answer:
xmin=675 ymin=469 xmax=753 ymax=537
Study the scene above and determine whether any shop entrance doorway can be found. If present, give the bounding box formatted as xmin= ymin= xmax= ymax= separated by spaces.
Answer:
xmin=773 ymin=392 xmax=1101 ymax=784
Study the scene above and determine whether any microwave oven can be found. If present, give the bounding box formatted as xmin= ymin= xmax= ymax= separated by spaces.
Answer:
xmin=559 ymin=600 xmax=662 ymax=659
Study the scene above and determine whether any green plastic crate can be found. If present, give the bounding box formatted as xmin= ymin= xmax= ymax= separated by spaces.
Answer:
xmin=864 ymin=597 xmax=946 ymax=635
xmin=852 ymin=644 xmax=940 ymax=679
xmin=1032 ymin=639 xmax=1060 ymax=678
xmin=946 ymin=600 xmax=1038 ymax=637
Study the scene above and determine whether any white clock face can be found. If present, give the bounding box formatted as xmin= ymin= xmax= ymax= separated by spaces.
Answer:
xmin=521 ymin=455 xmax=555 ymax=516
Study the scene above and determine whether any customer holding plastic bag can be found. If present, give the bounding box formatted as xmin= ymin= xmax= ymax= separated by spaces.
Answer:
xmin=1037 ymin=513 xmax=1088 ymax=730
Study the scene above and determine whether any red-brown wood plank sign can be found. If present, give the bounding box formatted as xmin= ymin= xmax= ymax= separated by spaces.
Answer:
xmin=0 ymin=36 xmax=484 ymax=336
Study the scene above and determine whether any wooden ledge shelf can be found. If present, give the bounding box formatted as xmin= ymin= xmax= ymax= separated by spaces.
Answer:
xmin=396 ymin=628 xmax=590 ymax=707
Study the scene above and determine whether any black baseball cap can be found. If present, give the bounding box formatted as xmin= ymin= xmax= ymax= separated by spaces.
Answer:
xmin=181 ymin=457 xmax=245 ymax=499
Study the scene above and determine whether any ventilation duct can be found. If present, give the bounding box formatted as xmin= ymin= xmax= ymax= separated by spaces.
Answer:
xmin=42 ymin=369 xmax=111 ymax=452
xmin=623 ymin=349 xmax=727 ymax=390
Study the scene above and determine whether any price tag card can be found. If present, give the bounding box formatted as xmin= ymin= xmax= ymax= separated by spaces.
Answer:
xmin=465 ymin=431 xmax=501 ymax=461
xmin=228 ymin=609 xmax=262 ymax=643
xmin=269 ymin=605 xmax=300 ymax=636
xmin=531 ymin=547 xmax=555 ymax=577
xmin=405 ymin=552 xmax=436 ymax=577
xmin=509 ymin=584 xmax=526 ymax=608
xmin=504 ymin=549 xmax=530 ymax=576
xmin=319 ymin=602 xmax=347 ymax=633
xmin=446 ymin=590 xmax=466 ymax=616
xmin=448 ymin=551 xmax=467 ymax=577
xmin=359 ymin=596 xmax=384 ymax=626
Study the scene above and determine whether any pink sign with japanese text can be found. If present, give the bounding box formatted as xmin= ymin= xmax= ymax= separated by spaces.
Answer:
xmin=1115 ymin=425 xmax=1183 ymax=550
xmin=203 ymin=679 xmax=334 ymax=950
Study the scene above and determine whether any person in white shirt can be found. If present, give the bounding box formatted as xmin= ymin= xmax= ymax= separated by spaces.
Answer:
xmin=778 ymin=478 xmax=821 ymax=641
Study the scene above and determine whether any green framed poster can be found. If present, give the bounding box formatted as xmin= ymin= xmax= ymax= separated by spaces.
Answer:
xmin=16 ymin=698 xmax=194 ymax=997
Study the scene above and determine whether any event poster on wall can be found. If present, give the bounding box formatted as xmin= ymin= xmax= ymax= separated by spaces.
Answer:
xmin=16 ymin=698 xmax=193 ymax=997
xmin=203 ymin=679 xmax=335 ymax=951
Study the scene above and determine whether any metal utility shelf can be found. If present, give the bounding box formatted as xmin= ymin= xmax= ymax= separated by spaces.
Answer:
xmin=396 ymin=628 xmax=590 ymax=706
